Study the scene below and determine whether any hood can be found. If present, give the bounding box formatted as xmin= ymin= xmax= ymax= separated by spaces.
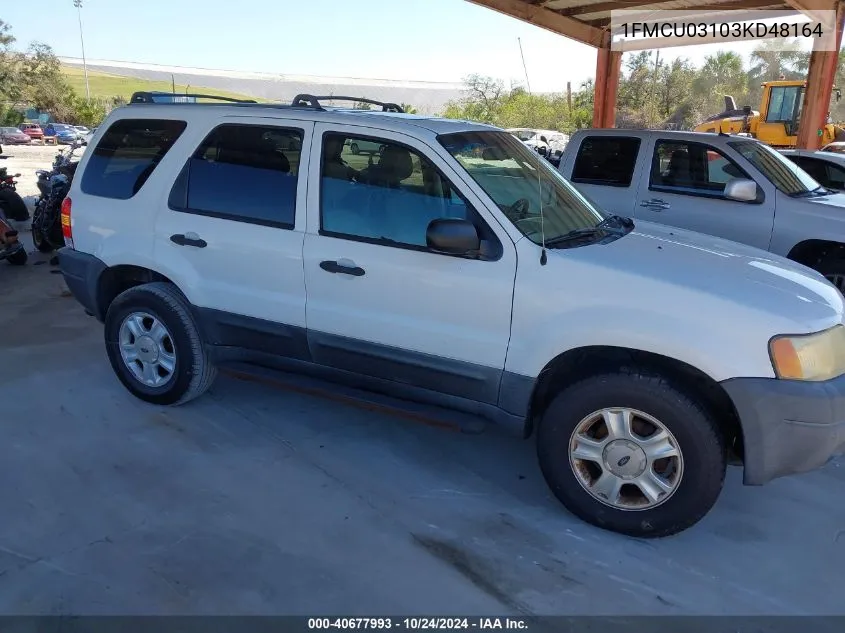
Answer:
xmin=797 ymin=190 xmax=845 ymax=209
xmin=554 ymin=220 xmax=843 ymax=330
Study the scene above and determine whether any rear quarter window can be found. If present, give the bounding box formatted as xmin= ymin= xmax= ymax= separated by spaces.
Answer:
xmin=81 ymin=119 xmax=187 ymax=200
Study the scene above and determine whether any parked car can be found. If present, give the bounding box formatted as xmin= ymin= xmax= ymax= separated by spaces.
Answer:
xmin=73 ymin=125 xmax=90 ymax=137
xmin=344 ymin=138 xmax=384 ymax=155
xmin=559 ymin=129 xmax=845 ymax=291
xmin=0 ymin=127 xmax=32 ymax=144
xmin=81 ymin=127 xmax=97 ymax=146
xmin=507 ymin=128 xmax=568 ymax=154
xmin=19 ymin=123 xmax=44 ymax=140
xmin=58 ymin=92 xmax=845 ymax=539
xmin=780 ymin=149 xmax=845 ymax=193
xmin=44 ymin=123 xmax=81 ymax=145
xmin=821 ymin=141 xmax=845 ymax=154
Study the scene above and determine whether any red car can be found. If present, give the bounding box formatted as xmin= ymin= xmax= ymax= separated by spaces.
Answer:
xmin=19 ymin=123 xmax=44 ymax=140
xmin=0 ymin=127 xmax=32 ymax=144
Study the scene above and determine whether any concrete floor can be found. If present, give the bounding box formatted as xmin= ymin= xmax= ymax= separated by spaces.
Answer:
xmin=1 ymin=255 xmax=843 ymax=616
xmin=0 ymin=149 xmax=843 ymax=615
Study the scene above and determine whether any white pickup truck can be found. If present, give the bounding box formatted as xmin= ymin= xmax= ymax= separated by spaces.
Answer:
xmin=559 ymin=129 xmax=845 ymax=290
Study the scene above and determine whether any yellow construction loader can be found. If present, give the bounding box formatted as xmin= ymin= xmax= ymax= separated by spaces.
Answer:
xmin=694 ymin=80 xmax=845 ymax=148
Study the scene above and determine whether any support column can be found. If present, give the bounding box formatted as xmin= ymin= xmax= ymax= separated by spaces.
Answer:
xmin=593 ymin=47 xmax=623 ymax=128
xmin=796 ymin=1 xmax=845 ymax=149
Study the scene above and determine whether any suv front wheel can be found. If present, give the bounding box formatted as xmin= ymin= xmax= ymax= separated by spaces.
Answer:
xmin=537 ymin=371 xmax=727 ymax=538
xmin=104 ymin=282 xmax=217 ymax=405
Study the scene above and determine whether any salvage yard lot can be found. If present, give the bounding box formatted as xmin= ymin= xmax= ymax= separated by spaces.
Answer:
xmin=0 ymin=157 xmax=843 ymax=615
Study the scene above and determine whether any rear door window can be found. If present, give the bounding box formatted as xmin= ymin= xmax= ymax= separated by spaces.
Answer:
xmin=81 ymin=118 xmax=187 ymax=200
xmin=168 ymin=123 xmax=303 ymax=228
xmin=571 ymin=136 xmax=640 ymax=187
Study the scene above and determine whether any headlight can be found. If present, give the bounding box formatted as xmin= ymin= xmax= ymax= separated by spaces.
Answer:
xmin=770 ymin=325 xmax=845 ymax=381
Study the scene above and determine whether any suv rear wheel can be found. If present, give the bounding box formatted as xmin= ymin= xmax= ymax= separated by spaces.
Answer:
xmin=537 ymin=371 xmax=726 ymax=538
xmin=104 ymin=282 xmax=217 ymax=405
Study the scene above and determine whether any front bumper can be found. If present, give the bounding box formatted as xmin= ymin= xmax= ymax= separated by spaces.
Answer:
xmin=721 ymin=374 xmax=845 ymax=485
xmin=57 ymin=248 xmax=107 ymax=320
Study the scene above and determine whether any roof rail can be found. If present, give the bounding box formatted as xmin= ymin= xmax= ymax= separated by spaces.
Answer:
xmin=290 ymin=94 xmax=404 ymax=113
xmin=129 ymin=91 xmax=258 ymax=104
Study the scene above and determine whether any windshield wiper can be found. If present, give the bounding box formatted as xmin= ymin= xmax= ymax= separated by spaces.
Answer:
xmin=596 ymin=214 xmax=635 ymax=230
xmin=544 ymin=215 xmax=634 ymax=249
xmin=794 ymin=186 xmax=833 ymax=197
xmin=544 ymin=226 xmax=610 ymax=247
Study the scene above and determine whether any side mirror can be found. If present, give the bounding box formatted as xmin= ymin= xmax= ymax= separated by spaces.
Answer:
xmin=426 ymin=218 xmax=480 ymax=256
xmin=724 ymin=178 xmax=758 ymax=202
xmin=742 ymin=105 xmax=752 ymax=115
xmin=537 ymin=146 xmax=548 ymax=156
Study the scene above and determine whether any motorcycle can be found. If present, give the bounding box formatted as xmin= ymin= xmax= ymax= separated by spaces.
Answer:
xmin=0 ymin=166 xmax=28 ymax=264
xmin=0 ymin=167 xmax=29 ymax=222
xmin=0 ymin=173 xmax=26 ymax=267
xmin=32 ymin=139 xmax=82 ymax=253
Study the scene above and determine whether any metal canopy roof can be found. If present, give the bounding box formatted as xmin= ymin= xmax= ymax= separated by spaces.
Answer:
xmin=466 ymin=0 xmax=825 ymax=49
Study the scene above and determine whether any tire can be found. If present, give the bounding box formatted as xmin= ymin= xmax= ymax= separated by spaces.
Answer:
xmin=817 ymin=257 xmax=845 ymax=294
xmin=0 ymin=188 xmax=29 ymax=222
xmin=104 ymin=282 xmax=217 ymax=406
xmin=6 ymin=247 xmax=26 ymax=266
xmin=350 ymin=142 xmax=360 ymax=155
xmin=536 ymin=371 xmax=726 ymax=538
xmin=32 ymin=225 xmax=54 ymax=253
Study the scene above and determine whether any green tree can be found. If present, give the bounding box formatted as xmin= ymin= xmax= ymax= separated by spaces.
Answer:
xmin=692 ymin=51 xmax=748 ymax=116
xmin=749 ymin=39 xmax=804 ymax=82
xmin=400 ymin=103 xmax=417 ymax=114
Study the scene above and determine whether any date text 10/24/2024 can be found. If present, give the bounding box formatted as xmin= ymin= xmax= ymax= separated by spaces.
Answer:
xmin=307 ymin=618 xmax=529 ymax=630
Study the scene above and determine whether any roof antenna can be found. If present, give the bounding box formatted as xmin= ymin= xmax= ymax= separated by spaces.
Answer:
xmin=537 ymin=148 xmax=547 ymax=265
xmin=518 ymin=37 xmax=546 ymax=263
xmin=518 ymin=37 xmax=532 ymax=94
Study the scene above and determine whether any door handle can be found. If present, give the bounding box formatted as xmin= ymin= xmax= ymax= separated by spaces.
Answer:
xmin=320 ymin=260 xmax=365 ymax=276
xmin=640 ymin=199 xmax=670 ymax=211
xmin=170 ymin=233 xmax=207 ymax=248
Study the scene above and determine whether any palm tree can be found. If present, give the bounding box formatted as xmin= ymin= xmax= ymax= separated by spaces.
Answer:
xmin=749 ymin=39 xmax=804 ymax=82
xmin=692 ymin=51 xmax=748 ymax=114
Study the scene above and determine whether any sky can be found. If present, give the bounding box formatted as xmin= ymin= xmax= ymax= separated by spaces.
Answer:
xmin=0 ymin=0 xmax=800 ymax=93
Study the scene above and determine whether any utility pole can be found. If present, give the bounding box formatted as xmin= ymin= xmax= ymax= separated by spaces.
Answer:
xmin=567 ymin=81 xmax=572 ymax=115
xmin=649 ymin=49 xmax=661 ymax=127
xmin=73 ymin=0 xmax=90 ymax=101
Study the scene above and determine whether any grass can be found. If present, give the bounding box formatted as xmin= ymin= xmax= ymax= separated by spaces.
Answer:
xmin=61 ymin=64 xmax=265 ymax=102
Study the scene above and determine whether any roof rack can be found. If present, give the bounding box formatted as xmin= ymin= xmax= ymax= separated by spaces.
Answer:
xmin=129 ymin=91 xmax=258 ymax=104
xmin=290 ymin=94 xmax=404 ymax=113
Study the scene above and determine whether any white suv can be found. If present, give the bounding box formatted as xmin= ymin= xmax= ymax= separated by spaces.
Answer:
xmin=58 ymin=91 xmax=845 ymax=538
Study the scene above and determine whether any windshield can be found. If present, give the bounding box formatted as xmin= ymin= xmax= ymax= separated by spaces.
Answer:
xmin=1 ymin=127 xmax=18 ymax=133
xmin=729 ymin=139 xmax=821 ymax=195
xmin=438 ymin=130 xmax=605 ymax=244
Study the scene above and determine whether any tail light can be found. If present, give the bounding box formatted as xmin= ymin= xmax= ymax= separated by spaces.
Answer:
xmin=61 ymin=197 xmax=74 ymax=249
